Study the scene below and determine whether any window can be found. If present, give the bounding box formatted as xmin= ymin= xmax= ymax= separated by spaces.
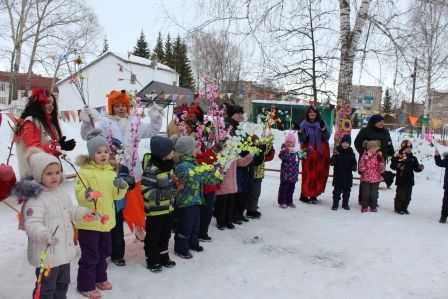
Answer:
xmin=0 ymin=83 xmax=6 ymax=92
xmin=130 ymin=74 xmax=136 ymax=85
xmin=366 ymin=91 xmax=374 ymax=96
xmin=0 ymin=97 xmax=6 ymax=104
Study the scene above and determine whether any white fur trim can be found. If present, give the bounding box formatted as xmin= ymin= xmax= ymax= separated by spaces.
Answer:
xmin=79 ymin=108 xmax=100 ymax=123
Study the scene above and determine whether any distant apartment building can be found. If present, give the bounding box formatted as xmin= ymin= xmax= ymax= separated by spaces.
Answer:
xmin=429 ymin=89 xmax=448 ymax=123
xmin=350 ymin=85 xmax=383 ymax=119
xmin=397 ymin=101 xmax=425 ymax=125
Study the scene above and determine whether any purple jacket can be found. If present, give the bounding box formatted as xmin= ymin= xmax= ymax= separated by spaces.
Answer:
xmin=278 ymin=147 xmax=300 ymax=182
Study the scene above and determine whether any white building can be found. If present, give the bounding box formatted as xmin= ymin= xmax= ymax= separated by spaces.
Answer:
xmin=56 ymin=52 xmax=179 ymax=111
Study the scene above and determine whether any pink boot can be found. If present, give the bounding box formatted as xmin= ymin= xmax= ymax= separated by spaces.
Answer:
xmin=96 ymin=281 xmax=112 ymax=290
xmin=361 ymin=207 xmax=368 ymax=213
xmin=79 ymin=289 xmax=102 ymax=299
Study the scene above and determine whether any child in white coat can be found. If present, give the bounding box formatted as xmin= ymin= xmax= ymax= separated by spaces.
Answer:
xmin=13 ymin=148 xmax=92 ymax=299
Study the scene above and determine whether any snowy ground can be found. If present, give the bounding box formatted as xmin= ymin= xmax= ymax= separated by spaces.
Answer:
xmin=1 ymin=119 xmax=447 ymax=299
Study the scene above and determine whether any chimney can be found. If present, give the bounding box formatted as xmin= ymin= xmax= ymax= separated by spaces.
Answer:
xmin=150 ymin=54 xmax=158 ymax=68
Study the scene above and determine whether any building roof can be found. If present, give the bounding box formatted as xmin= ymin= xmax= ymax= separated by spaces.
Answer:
xmin=57 ymin=51 xmax=177 ymax=85
xmin=138 ymin=80 xmax=195 ymax=108
xmin=0 ymin=71 xmax=58 ymax=92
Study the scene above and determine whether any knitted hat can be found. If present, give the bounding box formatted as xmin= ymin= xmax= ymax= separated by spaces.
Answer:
xmin=86 ymin=129 xmax=110 ymax=159
xmin=174 ymin=136 xmax=197 ymax=156
xmin=150 ymin=136 xmax=174 ymax=159
xmin=227 ymin=104 xmax=244 ymax=118
xmin=107 ymin=90 xmax=130 ymax=115
xmin=400 ymin=139 xmax=413 ymax=149
xmin=369 ymin=114 xmax=384 ymax=126
xmin=340 ymin=134 xmax=351 ymax=145
xmin=363 ymin=140 xmax=381 ymax=150
xmin=284 ymin=133 xmax=296 ymax=146
xmin=25 ymin=148 xmax=61 ymax=183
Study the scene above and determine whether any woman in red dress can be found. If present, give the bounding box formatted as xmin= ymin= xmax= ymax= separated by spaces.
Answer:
xmin=298 ymin=106 xmax=330 ymax=204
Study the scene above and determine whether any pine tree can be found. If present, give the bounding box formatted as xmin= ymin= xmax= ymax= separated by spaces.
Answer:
xmin=153 ymin=31 xmax=165 ymax=63
xmin=133 ymin=30 xmax=150 ymax=59
xmin=164 ymin=33 xmax=174 ymax=68
xmin=179 ymin=40 xmax=194 ymax=90
xmin=100 ymin=36 xmax=109 ymax=55
xmin=381 ymin=88 xmax=394 ymax=114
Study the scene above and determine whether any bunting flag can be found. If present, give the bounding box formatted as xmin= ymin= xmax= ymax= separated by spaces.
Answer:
xmin=59 ymin=112 xmax=66 ymax=122
xmin=172 ymin=94 xmax=178 ymax=101
xmin=421 ymin=117 xmax=430 ymax=126
xmin=408 ymin=115 xmax=419 ymax=125
xmin=63 ymin=111 xmax=71 ymax=122
xmin=0 ymin=113 xmax=2 ymax=127
xmin=69 ymin=111 xmax=77 ymax=122
xmin=178 ymin=94 xmax=185 ymax=100
xmin=398 ymin=113 xmax=406 ymax=122
xmin=431 ymin=117 xmax=442 ymax=129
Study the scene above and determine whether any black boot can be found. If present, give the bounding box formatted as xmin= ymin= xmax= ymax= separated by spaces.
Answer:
xmin=299 ymin=194 xmax=310 ymax=203
xmin=440 ymin=216 xmax=447 ymax=224
xmin=147 ymin=263 xmax=162 ymax=273
xmin=332 ymin=199 xmax=338 ymax=210
xmin=310 ymin=197 xmax=318 ymax=204
xmin=160 ymin=254 xmax=176 ymax=268
xmin=246 ymin=211 xmax=261 ymax=219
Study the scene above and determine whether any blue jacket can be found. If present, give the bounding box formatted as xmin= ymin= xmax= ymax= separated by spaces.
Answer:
xmin=278 ymin=146 xmax=300 ymax=183
xmin=175 ymin=156 xmax=222 ymax=208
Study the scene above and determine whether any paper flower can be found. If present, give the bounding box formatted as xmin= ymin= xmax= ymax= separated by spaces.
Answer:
xmin=100 ymin=214 xmax=110 ymax=225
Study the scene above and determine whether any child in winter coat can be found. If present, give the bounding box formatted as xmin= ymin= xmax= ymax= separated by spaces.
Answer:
xmin=390 ymin=140 xmax=424 ymax=215
xmin=277 ymin=133 xmax=300 ymax=208
xmin=75 ymin=130 xmax=128 ymax=299
xmin=434 ymin=149 xmax=448 ymax=223
xmin=358 ymin=140 xmax=385 ymax=213
xmin=329 ymin=135 xmax=357 ymax=210
xmin=173 ymin=136 xmax=222 ymax=259
xmin=141 ymin=136 xmax=177 ymax=272
xmin=13 ymin=148 xmax=92 ymax=299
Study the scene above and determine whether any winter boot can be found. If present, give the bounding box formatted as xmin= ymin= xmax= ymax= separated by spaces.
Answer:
xmin=78 ymin=290 xmax=101 ymax=299
xmin=299 ymin=195 xmax=310 ymax=203
xmin=96 ymin=281 xmax=112 ymax=290
xmin=175 ymin=251 xmax=193 ymax=259
xmin=288 ymin=203 xmax=296 ymax=208
xmin=342 ymin=205 xmax=350 ymax=210
xmin=161 ymin=254 xmax=176 ymax=268
xmin=309 ymin=197 xmax=318 ymax=204
xmin=246 ymin=211 xmax=261 ymax=219
xmin=111 ymin=258 xmax=125 ymax=267
xmin=226 ymin=223 xmax=235 ymax=229
xmin=190 ymin=245 xmax=204 ymax=252
xmin=147 ymin=263 xmax=163 ymax=273
xmin=198 ymin=235 xmax=212 ymax=242
xmin=440 ymin=216 xmax=447 ymax=224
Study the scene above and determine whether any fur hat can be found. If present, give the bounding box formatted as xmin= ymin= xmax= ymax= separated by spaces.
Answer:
xmin=174 ymin=136 xmax=197 ymax=156
xmin=86 ymin=129 xmax=110 ymax=159
xmin=227 ymin=104 xmax=244 ymax=118
xmin=340 ymin=134 xmax=351 ymax=145
xmin=150 ymin=136 xmax=174 ymax=159
xmin=107 ymin=90 xmax=130 ymax=115
xmin=284 ymin=133 xmax=296 ymax=146
xmin=369 ymin=114 xmax=384 ymax=126
xmin=400 ymin=139 xmax=413 ymax=149
xmin=363 ymin=140 xmax=381 ymax=150
xmin=25 ymin=148 xmax=61 ymax=183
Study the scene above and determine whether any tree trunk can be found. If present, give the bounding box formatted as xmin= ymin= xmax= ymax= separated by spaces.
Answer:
xmin=337 ymin=0 xmax=372 ymax=105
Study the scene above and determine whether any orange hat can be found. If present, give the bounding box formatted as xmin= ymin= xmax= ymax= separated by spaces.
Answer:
xmin=107 ymin=90 xmax=130 ymax=115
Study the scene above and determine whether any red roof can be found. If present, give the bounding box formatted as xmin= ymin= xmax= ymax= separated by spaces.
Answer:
xmin=0 ymin=71 xmax=59 ymax=92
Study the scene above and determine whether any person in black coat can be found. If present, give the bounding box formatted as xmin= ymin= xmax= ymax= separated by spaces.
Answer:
xmin=354 ymin=114 xmax=394 ymax=158
xmin=434 ymin=149 xmax=448 ymax=223
xmin=390 ymin=140 xmax=424 ymax=215
xmin=354 ymin=114 xmax=394 ymax=204
xmin=329 ymin=134 xmax=357 ymax=210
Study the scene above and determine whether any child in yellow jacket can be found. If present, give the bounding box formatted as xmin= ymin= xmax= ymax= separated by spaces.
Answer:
xmin=75 ymin=130 xmax=128 ymax=299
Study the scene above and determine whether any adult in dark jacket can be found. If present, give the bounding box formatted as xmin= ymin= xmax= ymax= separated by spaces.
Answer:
xmin=354 ymin=114 xmax=394 ymax=204
xmin=329 ymin=134 xmax=357 ymax=210
xmin=434 ymin=149 xmax=448 ymax=223
xmin=298 ymin=106 xmax=331 ymax=204
xmin=354 ymin=114 xmax=394 ymax=158
xmin=390 ymin=140 xmax=424 ymax=215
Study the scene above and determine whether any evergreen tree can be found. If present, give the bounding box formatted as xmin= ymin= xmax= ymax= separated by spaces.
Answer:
xmin=164 ymin=33 xmax=175 ymax=68
xmin=133 ymin=30 xmax=150 ymax=59
xmin=381 ymin=88 xmax=394 ymax=114
xmin=179 ymin=40 xmax=194 ymax=90
xmin=153 ymin=31 xmax=165 ymax=62
xmin=100 ymin=35 xmax=109 ymax=55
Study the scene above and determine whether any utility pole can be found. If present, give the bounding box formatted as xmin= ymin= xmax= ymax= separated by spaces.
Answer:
xmin=410 ymin=59 xmax=417 ymax=134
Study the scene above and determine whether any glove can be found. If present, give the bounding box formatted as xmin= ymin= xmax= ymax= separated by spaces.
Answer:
xmin=418 ymin=164 xmax=424 ymax=171
xmin=79 ymin=107 xmax=100 ymax=123
xmin=147 ymin=103 xmax=165 ymax=120
xmin=125 ymin=176 xmax=136 ymax=190
xmin=319 ymin=120 xmax=325 ymax=129
xmin=113 ymin=177 xmax=128 ymax=189
xmin=58 ymin=136 xmax=76 ymax=151
xmin=84 ymin=187 xmax=94 ymax=201
xmin=42 ymin=232 xmax=58 ymax=246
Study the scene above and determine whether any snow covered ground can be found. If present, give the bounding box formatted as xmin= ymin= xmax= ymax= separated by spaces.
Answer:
xmin=1 ymin=119 xmax=447 ymax=299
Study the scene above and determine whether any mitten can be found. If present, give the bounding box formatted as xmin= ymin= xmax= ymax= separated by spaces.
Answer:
xmin=113 ymin=177 xmax=128 ymax=189
xmin=79 ymin=107 xmax=100 ymax=123
xmin=84 ymin=187 xmax=94 ymax=201
xmin=147 ymin=103 xmax=165 ymax=120
xmin=58 ymin=136 xmax=76 ymax=151
xmin=42 ymin=232 xmax=58 ymax=245
xmin=418 ymin=164 xmax=424 ymax=171
xmin=319 ymin=120 xmax=325 ymax=129
xmin=125 ymin=176 xmax=136 ymax=190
